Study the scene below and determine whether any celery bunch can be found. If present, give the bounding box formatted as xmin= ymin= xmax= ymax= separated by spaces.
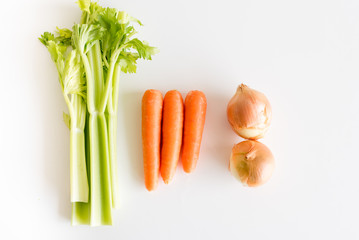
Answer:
xmin=39 ymin=0 xmax=157 ymax=226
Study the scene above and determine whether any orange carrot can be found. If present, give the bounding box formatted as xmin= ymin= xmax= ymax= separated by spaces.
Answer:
xmin=142 ymin=89 xmax=163 ymax=191
xmin=182 ymin=90 xmax=207 ymax=173
xmin=160 ymin=90 xmax=184 ymax=184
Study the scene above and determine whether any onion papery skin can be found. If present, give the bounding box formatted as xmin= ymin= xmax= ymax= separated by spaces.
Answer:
xmin=230 ymin=140 xmax=275 ymax=187
xmin=227 ymin=84 xmax=272 ymax=140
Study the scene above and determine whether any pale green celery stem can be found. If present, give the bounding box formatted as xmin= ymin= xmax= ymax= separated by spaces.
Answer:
xmin=87 ymin=41 xmax=104 ymax=110
xmin=80 ymin=44 xmax=112 ymax=225
xmin=99 ymin=48 xmax=123 ymax=113
xmin=63 ymin=91 xmax=89 ymax=203
xmin=80 ymin=11 xmax=89 ymax=25
xmin=89 ymin=113 xmax=112 ymax=225
xmin=107 ymin=113 xmax=120 ymax=209
xmin=71 ymin=200 xmax=90 ymax=225
xmin=107 ymin=64 xmax=121 ymax=209
xmin=98 ymin=56 xmax=118 ymax=210
xmin=104 ymin=63 xmax=121 ymax=209
xmin=80 ymin=52 xmax=96 ymax=113
xmin=70 ymin=126 xmax=88 ymax=202
xmin=70 ymin=95 xmax=88 ymax=202
xmin=72 ymin=112 xmax=91 ymax=225
xmin=112 ymin=64 xmax=121 ymax=113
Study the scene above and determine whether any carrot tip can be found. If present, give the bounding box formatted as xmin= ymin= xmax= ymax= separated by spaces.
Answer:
xmin=183 ymin=168 xmax=193 ymax=174
xmin=145 ymin=183 xmax=158 ymax=191
xmin=162 ymin=177 xmax=174 ymax=184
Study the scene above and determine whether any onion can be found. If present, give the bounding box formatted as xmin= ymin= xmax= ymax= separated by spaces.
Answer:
xmin=229 ymin=140 xmax=275 ymax=187
xmin=227 ymin=84 xmax=272 ymax=140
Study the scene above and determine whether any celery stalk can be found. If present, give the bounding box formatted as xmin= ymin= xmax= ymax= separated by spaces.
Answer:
xmin=71 ymin=201 xmax=90 ymax=225
xmin=112 ymin=65 xmax=121 ymax=114
xmin=89 ymin=113 xmax=112 ymax=225
xmin=70 ymin=95 xmax=88 ymax=202
xmin=79 ymin=43 xmax=112 ymax=225
xmin=87 ymin=41 xmax=104 ymax=109
xmin=106 ymin=64 xmax=121 ymax=209
xmin=101 ymin=57 xmax=121 ymax=210
xmin=41 ymin=0 xmax=158 ymax=226
xmin=72 ymin=112 xmax=91 ymax=225
xmin=89 ymin=43 xmax=112 ymax=225
xmin=70 ymin=126 xmax=88 ymax=202
xmin=107 ymin=113 xmax=120 ymax=209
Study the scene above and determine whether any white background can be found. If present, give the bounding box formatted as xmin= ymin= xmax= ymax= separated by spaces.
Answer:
xmin=1 ymin=0 xmax=359 ymax=239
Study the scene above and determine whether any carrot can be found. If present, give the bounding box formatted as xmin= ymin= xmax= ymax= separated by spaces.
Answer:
xmin=160 ymin=90 xmax=184 ymax=184
xmin=142 ymin=89 xmax=163 ymax=191
xmin=182 ymin=90 xmax=207 ymax=173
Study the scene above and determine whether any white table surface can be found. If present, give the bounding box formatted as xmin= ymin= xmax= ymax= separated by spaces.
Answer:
xmin=1 ymin=0 xmax=359 ymax=239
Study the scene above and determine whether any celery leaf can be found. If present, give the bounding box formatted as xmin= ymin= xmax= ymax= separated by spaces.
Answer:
xmin=76 ymin=0 xmax=90 ymax=13
xmin=56 ymin=27 xmax=72 ymax=46
xmin=117 ymin=11 xmax=143 ymax=26
xmin=63 ymin=50 xmax=86 ymax=99
xmin=39 ymin=32 xmax=55 ymax=46
xmin=125 ymin=38 xmax=158 ymax=60
xmin=118 ymin=52 xmax=139 ymax=73
xmin=72 ymin=24 xmax=104 ymax=54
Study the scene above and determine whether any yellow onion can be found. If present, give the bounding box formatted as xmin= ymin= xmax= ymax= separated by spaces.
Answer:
xmin=227 ymin=84 xmax=272 ymax=140
xmin=229 ymin=140 xmax=275 ymax=187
